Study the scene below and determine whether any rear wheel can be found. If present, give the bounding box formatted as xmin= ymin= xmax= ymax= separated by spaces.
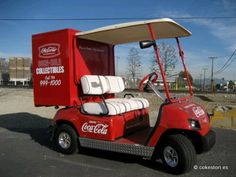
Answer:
xmin=161 ymin=134 xmax=196 ymax=174
xmin=55 ymin=124 xmax=78 ymax=154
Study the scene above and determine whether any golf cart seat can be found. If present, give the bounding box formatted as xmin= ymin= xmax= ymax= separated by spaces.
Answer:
xmin=80 ymin=75 xmax=149 ymax=115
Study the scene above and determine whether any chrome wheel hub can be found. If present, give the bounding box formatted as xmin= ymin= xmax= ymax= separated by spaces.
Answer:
xmin=163 ymin=146 xmax=179 ymax=167
xmin=58 ymin=132 xmax=71 ymax=149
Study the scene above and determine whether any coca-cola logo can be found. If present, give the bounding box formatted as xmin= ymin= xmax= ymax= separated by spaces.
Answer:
xmin=192 ymin=106 xmax=205 ymax=118
xmin=82 ymin=122 xmax=108 ymax=135
xmin=38 ymin=43 xmax=61 ymax=58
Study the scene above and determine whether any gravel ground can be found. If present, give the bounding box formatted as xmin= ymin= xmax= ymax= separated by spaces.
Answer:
xmin=0 ymin=88 xmax=56 ymax=119
xmin=0 ymin=88 xmax=236 ymax=126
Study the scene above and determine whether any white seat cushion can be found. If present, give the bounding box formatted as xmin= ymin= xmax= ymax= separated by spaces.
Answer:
xmin=80 ymin=75 xmax=149 ymax=115
xmin=106 ymin=97 xmax=149 ymax=111
xmin=130 ymin=98 xmax=149 ymax=108
xmin=106 ymin=98 xmax=136 ymax=111
xmin=82 ymin=101 xmax=126 ymax=115
xmin=105 ymin=76 xmax=125 ymax=93
xmin=81 ymin=75 xmax=109 ymax=95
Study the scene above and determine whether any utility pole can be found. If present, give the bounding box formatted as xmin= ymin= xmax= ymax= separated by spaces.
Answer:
xmin=209 ymin=57 xmax=217 ymax=92
xmin=203 ymin=68 xmax=208 ymax=91
xmin=200 ymin=73 xmax=202 ymax=91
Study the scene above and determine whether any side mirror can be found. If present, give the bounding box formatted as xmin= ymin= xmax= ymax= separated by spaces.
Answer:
xmin=139 ymin=40 xmax=156 ymax=49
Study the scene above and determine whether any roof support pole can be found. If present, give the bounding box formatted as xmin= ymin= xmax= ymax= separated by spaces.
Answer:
xmin=176 ymin=37 xmax=193 ymax=96
xmin=147 ymin=23 xmax=172 ymax=102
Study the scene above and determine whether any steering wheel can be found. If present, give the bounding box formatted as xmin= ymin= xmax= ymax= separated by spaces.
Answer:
xmin=139 ymin=72 xmax=159 ymax=92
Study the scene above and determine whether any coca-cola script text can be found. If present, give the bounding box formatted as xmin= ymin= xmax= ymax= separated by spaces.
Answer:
xmin=82 ymin=122 xmax=108 ymax=135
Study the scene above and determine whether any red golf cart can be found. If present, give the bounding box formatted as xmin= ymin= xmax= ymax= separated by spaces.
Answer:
xmin=32 ymin=18 xmax=215 ymax=174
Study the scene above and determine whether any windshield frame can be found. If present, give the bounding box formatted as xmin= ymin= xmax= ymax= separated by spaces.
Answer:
xmin=147 ymin=23 xmax=193 ymax=103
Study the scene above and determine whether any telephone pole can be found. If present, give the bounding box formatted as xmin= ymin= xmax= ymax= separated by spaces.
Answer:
xmin=203 ymin=68 xmax=208 ymax=91
xmin=209 ymin=57 xmax=217 ymax=92
xmin=200 ymin=73 xmax=202 ymax=90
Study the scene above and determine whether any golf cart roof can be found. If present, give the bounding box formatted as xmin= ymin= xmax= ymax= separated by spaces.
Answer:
xmin=76 ymin=18 xmax=191 ymax=45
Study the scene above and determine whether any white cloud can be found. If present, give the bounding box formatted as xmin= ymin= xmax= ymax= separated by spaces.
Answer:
xmin=159 ymin=10 xmax=236 ymax=52
xmin=190 ymin=19 xmax=236 ymax=51
xmin=157 ymin=7 xmax=236 ymax=79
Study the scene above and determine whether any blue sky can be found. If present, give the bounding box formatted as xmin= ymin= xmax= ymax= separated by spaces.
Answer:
xmin=0 ymin=0 xmax=236 ymax=80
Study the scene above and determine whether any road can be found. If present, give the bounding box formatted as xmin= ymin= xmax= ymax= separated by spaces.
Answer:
xmin=0 ymin=112 xmax=235 ymax=177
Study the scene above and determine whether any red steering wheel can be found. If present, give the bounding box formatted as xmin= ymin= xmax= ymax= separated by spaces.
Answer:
xmin=139 ymin=72 xmax=159 ymax=92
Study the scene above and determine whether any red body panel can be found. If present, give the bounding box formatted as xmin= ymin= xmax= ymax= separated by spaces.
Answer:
xmin=53 ymin=100 xmax=211 ymax=146
xmin=32 ymin=29 xmax=114 ymax=106
xmin=148 ymin=101 xmax=211 ymax=146
xmin=53 ymin=107 xmax=150 ymax=141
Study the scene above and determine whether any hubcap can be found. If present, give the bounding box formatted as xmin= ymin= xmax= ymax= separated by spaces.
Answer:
xmin=163 ymin=146 xmax=179 ymax=167
xmin=58 ymin=132 xmax=71 ymax=149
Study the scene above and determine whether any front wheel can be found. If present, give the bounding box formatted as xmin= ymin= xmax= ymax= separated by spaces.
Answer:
xmin=55 ymin=124 xmax=79 ymax=154
xmin=161 ymin=134 xmax=196 ymax=174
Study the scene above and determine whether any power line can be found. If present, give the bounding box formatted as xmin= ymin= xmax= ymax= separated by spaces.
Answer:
xmin=214 ymin=49 xmax=236 ymax=74
xmin=0 ymin=16 xmax=236 ymax=21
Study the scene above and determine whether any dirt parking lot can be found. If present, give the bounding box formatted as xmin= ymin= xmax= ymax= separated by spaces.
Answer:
xmin=0 ymin=88 xmax=56 ymax=119
xmin=0 ymin=87 xmax=236 ymax=127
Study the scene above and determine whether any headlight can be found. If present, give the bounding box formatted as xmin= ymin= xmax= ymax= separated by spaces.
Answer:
xmin=188 ymin=118 xmax=201 ymax=130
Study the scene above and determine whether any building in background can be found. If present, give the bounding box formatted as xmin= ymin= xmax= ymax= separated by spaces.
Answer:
xmin=8 ymin=57 xmax=31 ymax=85
xmin=0 ymin=58 xmax=9 ymax=84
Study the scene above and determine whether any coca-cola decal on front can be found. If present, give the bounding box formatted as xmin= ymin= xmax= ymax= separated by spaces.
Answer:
xmin=192 ymin=106 xmax=205 ymax=118
xmin=38 ymin=43 xmax=61 ymax=58
xmin=82 ymin=122 xmax=108 ymax=135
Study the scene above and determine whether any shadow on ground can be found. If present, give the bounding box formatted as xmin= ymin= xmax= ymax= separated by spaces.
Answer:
xmin=79 ymin=147 xmax=166 ymax=173
xmin=0 ymin=112 xmax=167 ymax=173
xmin=0 ymin=112 xmax=54 ymax=150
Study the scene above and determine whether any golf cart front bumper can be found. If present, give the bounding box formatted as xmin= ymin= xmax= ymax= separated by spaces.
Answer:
xmin=201 ymin=130 xmax=216 ymax=152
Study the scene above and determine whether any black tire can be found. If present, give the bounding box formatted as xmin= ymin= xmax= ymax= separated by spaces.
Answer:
xmin=161 ymin=134 xmax=196 ymax=174
xmin=55 ymin=124 xmax=78 ymax=154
